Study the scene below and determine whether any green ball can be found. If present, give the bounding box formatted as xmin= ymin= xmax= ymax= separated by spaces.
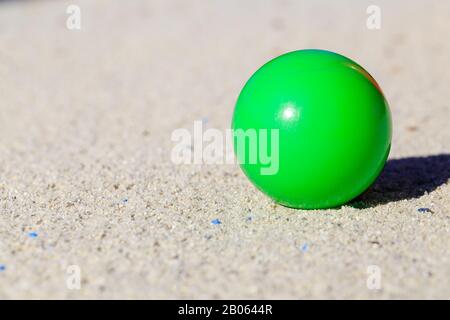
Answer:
xmin=232 ymin=49 xmax=392 ymax=209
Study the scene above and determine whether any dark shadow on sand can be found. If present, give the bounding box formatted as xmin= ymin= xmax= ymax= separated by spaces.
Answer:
xmin=350 ymin=154 xmax=450 ymax=208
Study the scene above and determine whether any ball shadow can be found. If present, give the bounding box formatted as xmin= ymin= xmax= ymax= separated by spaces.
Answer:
xmin=350 ymin=154 xmax=450 ymax=208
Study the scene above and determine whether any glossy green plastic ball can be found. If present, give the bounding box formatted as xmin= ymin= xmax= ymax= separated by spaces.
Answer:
xmin=232 ymin=49 xmax=392 ymax=209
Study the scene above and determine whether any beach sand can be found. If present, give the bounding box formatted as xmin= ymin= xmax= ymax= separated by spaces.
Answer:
xmin=0 ymin=0 xmax=449 ymax=299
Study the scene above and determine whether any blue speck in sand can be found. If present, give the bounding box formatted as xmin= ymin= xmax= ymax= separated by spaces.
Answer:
xmin=0 ymin=265 xmax=5 ymax=272
xmin=122 ymin=198 xmax=128 ymax=203
xmin=418 ymin=207 xmax=432 ymax=213
xmin=246 ymin=216 xmax=253 ymax=222
xmin=300 ymin=243 xmax=309 ymax=253
xmin=28 ymin=232 xmax=38 ymax=238
xmin=211 ymin=219 xmax=221 ymax=225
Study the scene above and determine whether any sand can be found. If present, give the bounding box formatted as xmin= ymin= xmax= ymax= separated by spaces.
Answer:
xmin=0 ymin=0 xmax=449 ymax=299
